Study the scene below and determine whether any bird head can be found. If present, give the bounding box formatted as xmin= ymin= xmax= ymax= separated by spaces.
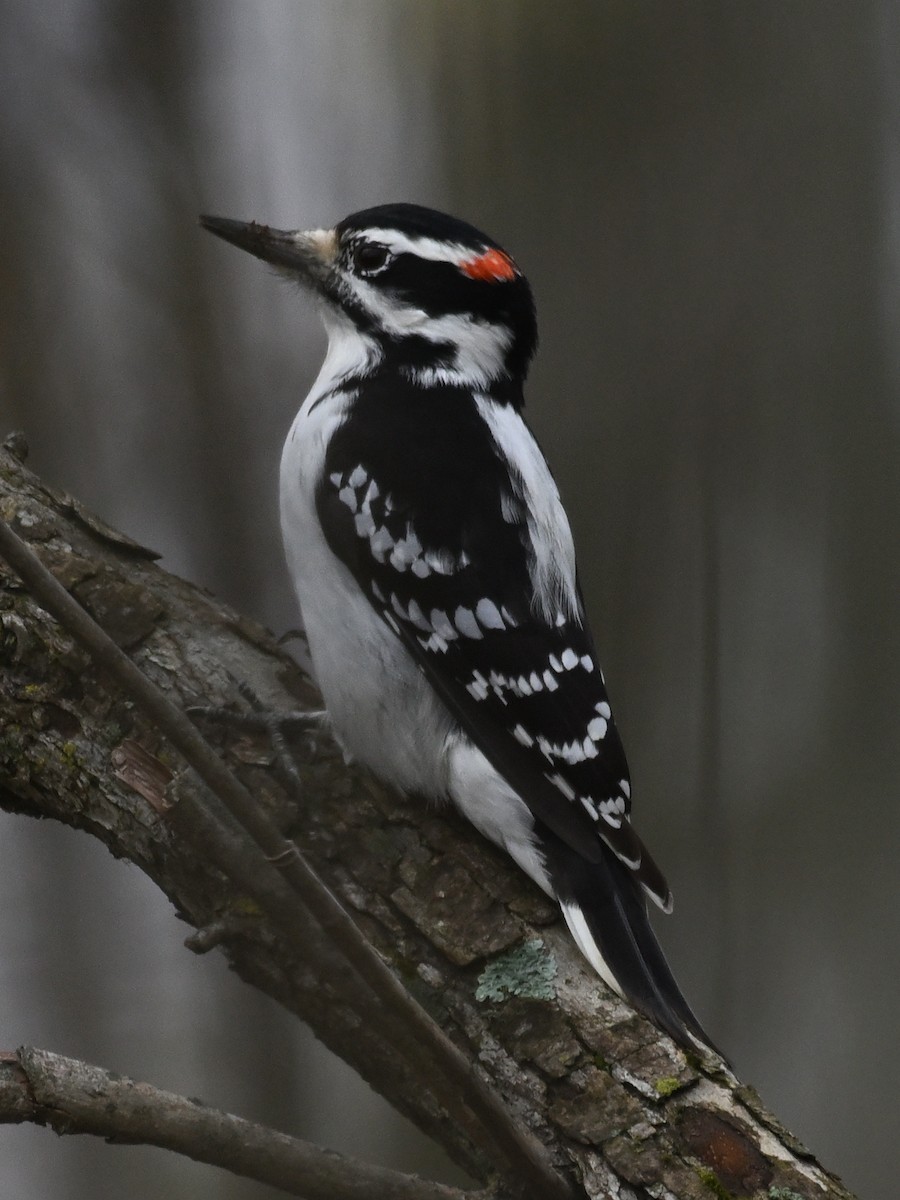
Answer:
xmin=200 ymin=203 xmax=537 ymax=394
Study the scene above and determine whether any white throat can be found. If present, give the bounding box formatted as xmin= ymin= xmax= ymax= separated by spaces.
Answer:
xmin=307 ymin=309 xmax=382 ymax=407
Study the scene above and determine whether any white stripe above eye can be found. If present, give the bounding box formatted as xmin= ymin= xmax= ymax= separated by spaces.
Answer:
xmin=352 ymin=228 xmax=485 ymax=269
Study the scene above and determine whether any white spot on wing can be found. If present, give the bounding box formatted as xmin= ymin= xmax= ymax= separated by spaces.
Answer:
xmin=429 ymin=609 xmax=457 ymax=640
xmin=370 ymin=527 xmax=394 ymax=554
xmin=587 ymin=716 xmax=607 ymax=741
xmin=561 ymin=648 xmax=579 ymax=670
xmin=425 ymin=549 xmax=455 ymax=575
xmin=562 ymin=740 xmax=585 ymax=764
xmin=466 ymin=670 xmax=490 ymax=701
xmin=407 ymin=598 xmax=431 ymax=632
xmin=419 ymin=632 xmax=449 ymax=653
xmin=388 ymin=528 xmax=423 ymax=572
xmin=547 ymin=772 xmax=576 ymax=801
xmin=354 ymin=511 xmax=376 ymax=537
xmin=599 ymin=798 xmax=623 ymax=827
xmin=454 ymin=607 xmax=483 ymax=639
xmin=512 ymin=724 xmax=533 ymax=746
xmin=475 ymin=598 xmax=505 ymax=630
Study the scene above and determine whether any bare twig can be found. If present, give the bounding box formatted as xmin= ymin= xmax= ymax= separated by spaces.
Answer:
xmin=0 ymin=515 xmax=573 ymax=1200
xmin=0 ymin=1047 xmax=477 ymax=1200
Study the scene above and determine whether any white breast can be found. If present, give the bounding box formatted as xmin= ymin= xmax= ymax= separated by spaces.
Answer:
xmin=279 ymin=363 xmax=455 ymax=798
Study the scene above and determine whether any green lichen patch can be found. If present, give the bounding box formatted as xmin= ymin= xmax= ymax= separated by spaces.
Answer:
xmin=768 ymin=1189 xmax=805 ymax=1200
xmin=697 ymin=1165 xmax=734 ymax=1199
xmin=476 ymin=937 xmax=557 ymax=1002
xmin=654 ymin=1074 xmax=682 ymax=1097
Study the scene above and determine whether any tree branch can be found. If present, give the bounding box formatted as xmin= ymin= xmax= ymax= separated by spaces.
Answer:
xmin=0 ymin=435 xmax=859 ymax=1200
xmin=0 ymin=1046 xmax=476 ymax=1200
xmin=0 ymin=480 xmax=570 ymax=1200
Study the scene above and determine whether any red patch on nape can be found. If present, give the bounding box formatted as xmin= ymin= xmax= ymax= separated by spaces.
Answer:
xmin=459 ymin=247 xmax=518 ymax=283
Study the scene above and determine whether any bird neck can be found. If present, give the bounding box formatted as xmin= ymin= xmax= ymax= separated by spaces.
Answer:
xmin=321 ymin=309 xmax=526 ymax=407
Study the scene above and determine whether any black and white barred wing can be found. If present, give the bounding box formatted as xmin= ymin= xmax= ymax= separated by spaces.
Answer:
xmin=316 ymin=457 xmax=672 ymax=912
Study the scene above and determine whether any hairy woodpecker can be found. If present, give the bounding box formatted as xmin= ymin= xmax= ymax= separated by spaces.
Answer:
xmin=200 ymin=204 xmax=712 ymax=1051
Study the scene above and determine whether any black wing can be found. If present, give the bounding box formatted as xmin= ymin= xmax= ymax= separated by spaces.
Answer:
xmin=316 ymin=385 xmax=671 ymax=909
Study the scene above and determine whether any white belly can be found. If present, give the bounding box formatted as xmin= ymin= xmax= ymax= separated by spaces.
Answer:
xmin=279 ymin=393 xmax=455 ymax=798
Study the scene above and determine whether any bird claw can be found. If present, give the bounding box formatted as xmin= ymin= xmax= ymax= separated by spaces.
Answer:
xmin=186 ymin=681 xmax=328 ymax=801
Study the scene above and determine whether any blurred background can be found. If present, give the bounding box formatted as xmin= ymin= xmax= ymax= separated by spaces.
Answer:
xmin=1 ymin=3 xmax=898 ymax=1197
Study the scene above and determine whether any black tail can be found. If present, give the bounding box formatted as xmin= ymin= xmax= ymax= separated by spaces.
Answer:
xmin=541 ymin=829 xmax=718 ymax=1054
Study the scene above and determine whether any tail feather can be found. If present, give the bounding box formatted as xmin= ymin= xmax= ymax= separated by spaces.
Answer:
xmin=543 ymin=829 xmax=718 ymax=1054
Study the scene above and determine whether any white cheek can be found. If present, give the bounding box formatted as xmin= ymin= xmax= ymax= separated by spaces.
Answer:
xmin=432 ymin=314 xmax=511 ymax=382
xmin=338 ymin=273 xmax=512 ymax=388
xmin=339 ymin=274 xmax=429 ymax=334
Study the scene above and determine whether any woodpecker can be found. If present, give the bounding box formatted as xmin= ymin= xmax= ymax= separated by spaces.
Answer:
xmin=200 ymin=204 xmax=713 ymax=1051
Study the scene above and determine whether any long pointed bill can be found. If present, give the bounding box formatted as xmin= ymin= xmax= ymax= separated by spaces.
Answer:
xmin=199 ymin=215 xmax=337 ymax=286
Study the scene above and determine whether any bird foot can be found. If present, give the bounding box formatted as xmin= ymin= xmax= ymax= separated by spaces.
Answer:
xmin=186 ymin=681 xmax=328 ymax=801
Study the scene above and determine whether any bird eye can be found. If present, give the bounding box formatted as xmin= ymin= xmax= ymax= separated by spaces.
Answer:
xmin=352 ymin=243 xmax=391 ymax=275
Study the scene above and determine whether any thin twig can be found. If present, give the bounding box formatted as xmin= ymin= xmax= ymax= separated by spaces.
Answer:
xmin=0 ymin=1046 xmax=479 ymax=1200
xmin=167 ymin=768 xmax=426 ymax=1078
xmin=0 ymin=517 xmax=574 ymax=1200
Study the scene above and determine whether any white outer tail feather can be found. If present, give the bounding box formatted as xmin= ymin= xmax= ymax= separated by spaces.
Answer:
xmin=560 ymin=900 xmax=626 ymax=999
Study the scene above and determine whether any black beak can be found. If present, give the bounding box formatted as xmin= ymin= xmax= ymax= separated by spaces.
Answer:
xmin=199 ymin=215 xmax=334 ymax=282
